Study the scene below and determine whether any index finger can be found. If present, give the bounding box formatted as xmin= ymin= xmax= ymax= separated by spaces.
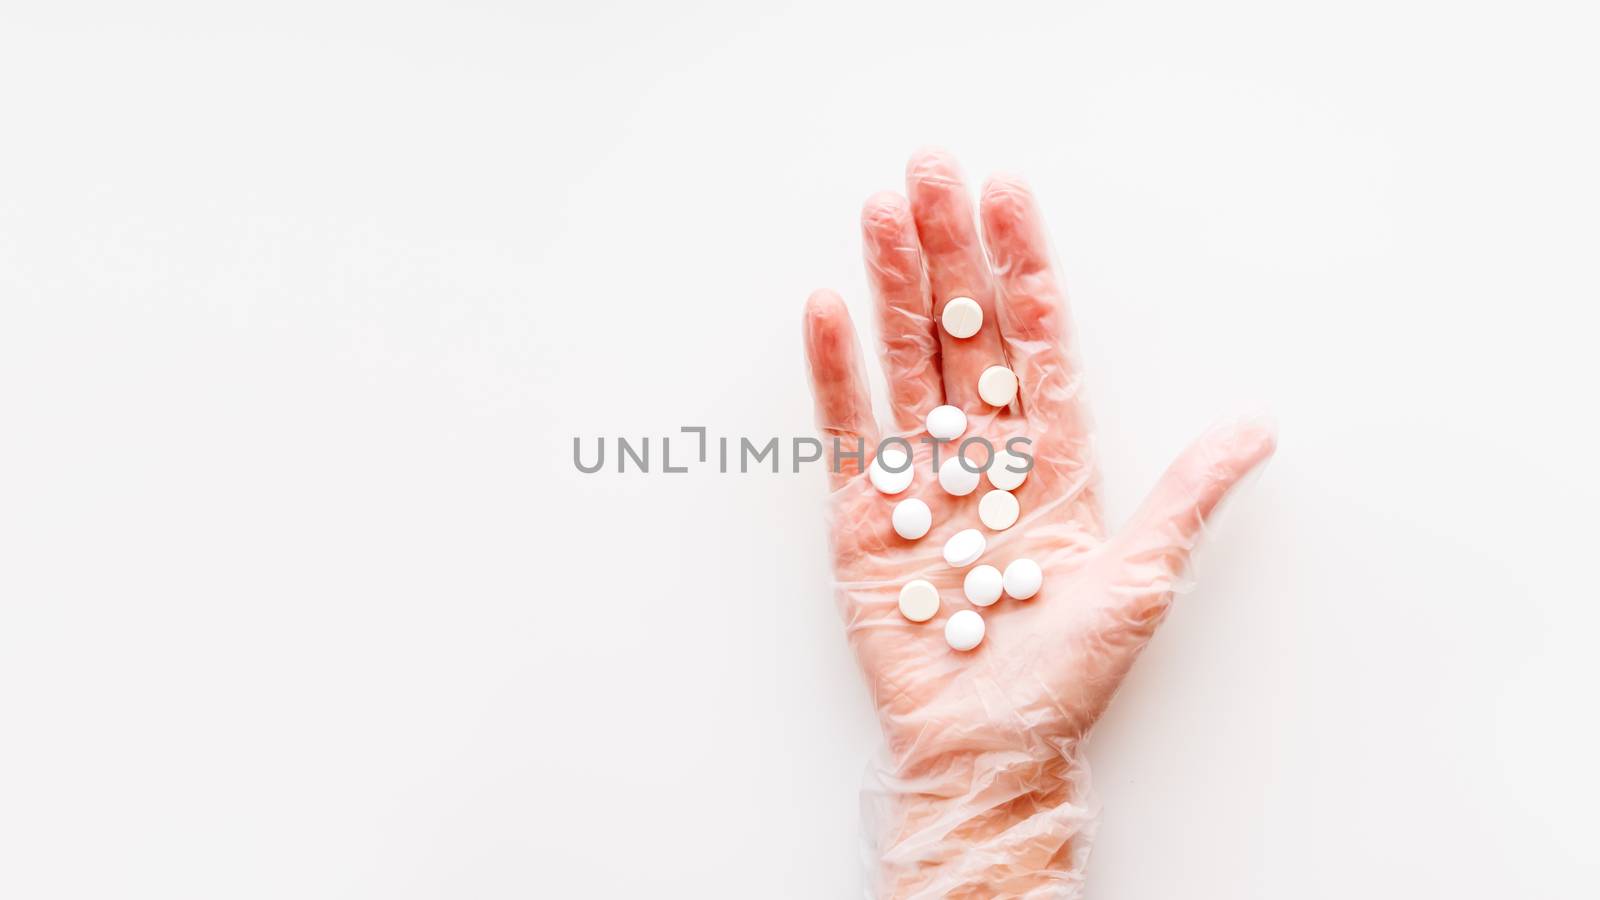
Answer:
xmin=979 ymin=176 xmax=1090 ymax=444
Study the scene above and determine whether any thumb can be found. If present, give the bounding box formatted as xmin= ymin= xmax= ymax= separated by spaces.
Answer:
xmin=1106 ymin=418 xmax=1278 ymax=625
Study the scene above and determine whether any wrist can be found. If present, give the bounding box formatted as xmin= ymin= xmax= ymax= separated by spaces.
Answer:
xmin=866 ymin=743 xmax=1097 ymax=899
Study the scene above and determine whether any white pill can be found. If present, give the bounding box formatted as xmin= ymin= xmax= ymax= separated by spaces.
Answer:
xmin=925 ymin=405 xmax=967 ymax=441
xmin=944 ymin=609 xmax=986 ymax=651
xmin=977 ymin=489 xmax=1020 ymax=531
xmin=1003 ymin=558 xmax=1043 ymax=600
xmin=898 ymin=579 xmax=941 ymax=623
xmin=941 ymin=297 xmax=983 ymax=339
xmin=943 ymin=528 xmax=986 ymax=568
xmin=891 ymin=498 xmax=932 ymax=540
xmin=963 ymin=564 xmax=1004 ymax=607
xmin=938 ymin=456 xmax=981 ymax=496
xmin=987 ymin=450 xmax=1029 ymax=491
xmin=868 ymin=447 xmax=914 ymax=495
xmin=978 ymin=366 xmax=1019 ymax=407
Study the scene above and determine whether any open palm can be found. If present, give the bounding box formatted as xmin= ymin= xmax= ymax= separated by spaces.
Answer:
xmin=802 ymin=150 xmax=1274 ymax=898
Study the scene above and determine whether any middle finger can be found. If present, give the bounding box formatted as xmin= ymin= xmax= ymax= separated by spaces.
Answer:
xmin=905 ymin=149 xmax=1011 ymax=416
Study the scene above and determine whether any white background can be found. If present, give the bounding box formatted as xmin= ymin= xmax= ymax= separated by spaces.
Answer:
xmin=2 ymin=2 xmax=1598 ymax=897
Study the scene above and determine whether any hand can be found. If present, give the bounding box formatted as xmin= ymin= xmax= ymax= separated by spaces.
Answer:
xmin=802 ymin=149 xmax=1276 ymax=899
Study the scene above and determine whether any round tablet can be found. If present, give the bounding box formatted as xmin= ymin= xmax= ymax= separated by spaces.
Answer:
xmin=978 ymin=489 xmax=1020 ymax=531
xmin=938 ymin=456 xmax=981 ymax=496
xmin=1002 ymin=558 xmax=1043 ymax=600
xmin=987 ymin=450 xmax=1029 ymax=491
xmin=891 ymin=498 xmax=932 ymax=540
xmin=941 ymin=297 xmax=983 ymax=339
xmin=978 ymin=366 xmax=1019 ymax=407
xmin=943 ymin=528 xmax=986 ymax=568
xmin=963 ymin=564 xmax=1004 ymax=607
xmin=944 ymin=609 xmax=986 ymax=651
xmin=925 ymin=405 xmax=967 ymax=442
xmin=898 ymin=579 xmax=941 ymax=623
xmin=868 ymin=447 xmax=914 ymax=495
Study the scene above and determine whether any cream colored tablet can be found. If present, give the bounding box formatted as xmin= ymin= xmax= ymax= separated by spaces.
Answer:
xmin=978 ymin=489 xmax=1019 ymax=531
xmin=898 ymin=579 xmax=941 ymax=623
xmin=987 ymin=450 xmax=1029 ymax=491
xmin=941 ymin=297 xmax=982 ymax=339
xmin=963 ymin=564 xmax=1003 ymax=607
xmin=943 ymin=528 xmax=986 ymax=567
xmin=925 ymin=405 xmax=967 ymax=441
xmin=977 ymin=366 xmax=1018 ymax=407
xmin=868 ymin=447 xmax=914 ymax=495
xmin=938 ymin=456 xmax=981 ymax=496
xmin=944 ymin=609 xmax=986 ymax=651
xmin=891 ymin=498 xmax=932 ymax=540
xmin=1002 ymin=558 xmax=1043 ymax=600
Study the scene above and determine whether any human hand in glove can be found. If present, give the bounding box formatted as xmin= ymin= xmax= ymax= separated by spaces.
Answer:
xmin=802 ymin=149 xmax=1276 ymax=899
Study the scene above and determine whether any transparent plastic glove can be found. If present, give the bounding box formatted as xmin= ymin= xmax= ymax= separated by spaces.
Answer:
xmin=802 ymin=150 xmax=1276 ymax=900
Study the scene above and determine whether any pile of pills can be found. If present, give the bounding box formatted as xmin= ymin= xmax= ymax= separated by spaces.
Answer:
xmin=867 ymin=298 xmax=1040 ymax=654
